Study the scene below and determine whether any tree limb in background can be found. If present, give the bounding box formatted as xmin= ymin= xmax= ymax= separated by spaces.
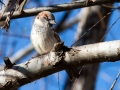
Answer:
xmin=72 ymin=7 xmax=118 ymax=47
xmin=66 ymin=3 xmax=111 ymax=90
xmin=60 ymin=16 xmax=79 ymax=31
xmin=0 ymin=0 xmax=11 ymax=19
xmin=9 ymin=44 xmax=34 ymax=64
xmin=55 ymin=11 xmax=71 ymax=32
xmin=1 ymin=0 xmax=28 ymax=31
xmin=0 ymin=0 xmax=119 ymax=21
xmin=0 ymin=0 xmax=15 ymax=27
xmin=16 ymin=0 xmax=27 ymax=13
xmin=0 ymin=40 xmax=120 ymax=90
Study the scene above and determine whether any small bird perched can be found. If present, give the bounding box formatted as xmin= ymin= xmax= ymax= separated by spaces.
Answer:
xmin=30 ymin=11 xmax=79 ymax=80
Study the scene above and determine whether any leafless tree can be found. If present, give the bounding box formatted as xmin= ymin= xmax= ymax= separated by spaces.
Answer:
xmin=0 ymin=0 xmax=119 ymax=90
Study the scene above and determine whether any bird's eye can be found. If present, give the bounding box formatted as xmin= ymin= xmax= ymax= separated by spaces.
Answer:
xmin=49 ymin=24 xmax=53 ymax=27
xmin=43 ymin=17 xmax=48 ymax=20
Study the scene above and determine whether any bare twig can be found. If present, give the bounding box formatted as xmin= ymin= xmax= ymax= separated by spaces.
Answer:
xmin=16 ymin=0 xmax=27 ymax=12
xmin=1 ymin=0 xmax=19 ymax=31
xmin=58 ymin=72 xmax=60 ymax=90
xmin=109 ymin=71 xmax=120 ymax=90
xmin=100 ymin=15 xmax=120 ymax=41
xmin=4 ymin=57 xmax=14 ymax=69
xmin=0 ymin=0 xmax=12 ymax=20
xmin=0 ymin=0 xmax=119 ymax=21
xmin=1 ymin=0 xmax=27 ymax=31
xmin=2 ymin=8 xmax=15 ymax=31
xmin=71 ymin=7 xmax=119 ymax=47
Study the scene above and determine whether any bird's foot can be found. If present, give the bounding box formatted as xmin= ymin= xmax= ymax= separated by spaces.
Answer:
xmin=52 ymin=42 xmax=64 ymax=52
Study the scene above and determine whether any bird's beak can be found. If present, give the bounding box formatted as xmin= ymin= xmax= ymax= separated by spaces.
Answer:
xmin=49 ymin=20 xmax=56 ymax=24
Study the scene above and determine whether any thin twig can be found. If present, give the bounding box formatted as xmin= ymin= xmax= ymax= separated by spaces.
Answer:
xmin=0 ymin=0 xmax=119 ymax=21
xmin=58 ymin=72 xmax=60 ymax=90
xmin=16 ymin=0 xmax=27 ymax=12
xmin=109 ymin=71 xmax=120 ymax=90
xmin=71 ymin=7 xmax=119 ymax=47
xmin=100 ymin=16 xmax=120 ymax=41
xmin=55 ymin=11 xmax=71 ymax=32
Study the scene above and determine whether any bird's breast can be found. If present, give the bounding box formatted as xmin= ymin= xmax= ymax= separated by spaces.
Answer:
xmin=30 ymin=27 xmax=58 ymax=54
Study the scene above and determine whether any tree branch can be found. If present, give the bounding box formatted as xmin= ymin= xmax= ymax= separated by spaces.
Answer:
xmin=0 ymin=0 xmax=119 ymax=21
xmin=0 ymin=40 xmax=120 ymax=90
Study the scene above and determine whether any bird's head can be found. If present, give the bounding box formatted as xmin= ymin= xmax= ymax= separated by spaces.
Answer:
xmin=34 ymin=11 xmax=56 ymax=27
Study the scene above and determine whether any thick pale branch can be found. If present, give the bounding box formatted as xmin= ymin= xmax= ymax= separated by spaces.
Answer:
xmin=0 ymin=40 xmax=120 ymax=90
xmin=0 ymin=0 xmax=119 ymax=20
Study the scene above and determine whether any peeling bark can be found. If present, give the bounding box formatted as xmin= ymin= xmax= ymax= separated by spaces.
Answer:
xmin=0 ymin=40 xmax=120 ymax=90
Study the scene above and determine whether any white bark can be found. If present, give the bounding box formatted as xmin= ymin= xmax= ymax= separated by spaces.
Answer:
xmin=0 ymin=40 xmax=120 ymax=90
xmin=0 ymin=44 xmax=34 ymax=71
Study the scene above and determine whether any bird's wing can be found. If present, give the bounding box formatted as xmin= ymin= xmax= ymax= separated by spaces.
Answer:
xmin=52 ymin=29 xmax=61 ymax=42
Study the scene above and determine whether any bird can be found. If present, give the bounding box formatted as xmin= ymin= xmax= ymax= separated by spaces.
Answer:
xmin=30 ymin=11 xmax=79 ymax=80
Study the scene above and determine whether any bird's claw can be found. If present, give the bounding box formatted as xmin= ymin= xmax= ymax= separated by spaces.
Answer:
xmin=52 ymin=42 xmax=64 ymax=52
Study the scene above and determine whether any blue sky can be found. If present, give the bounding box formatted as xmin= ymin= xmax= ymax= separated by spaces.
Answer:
xmin=0 ymin=0 xmax=120 ymax=90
